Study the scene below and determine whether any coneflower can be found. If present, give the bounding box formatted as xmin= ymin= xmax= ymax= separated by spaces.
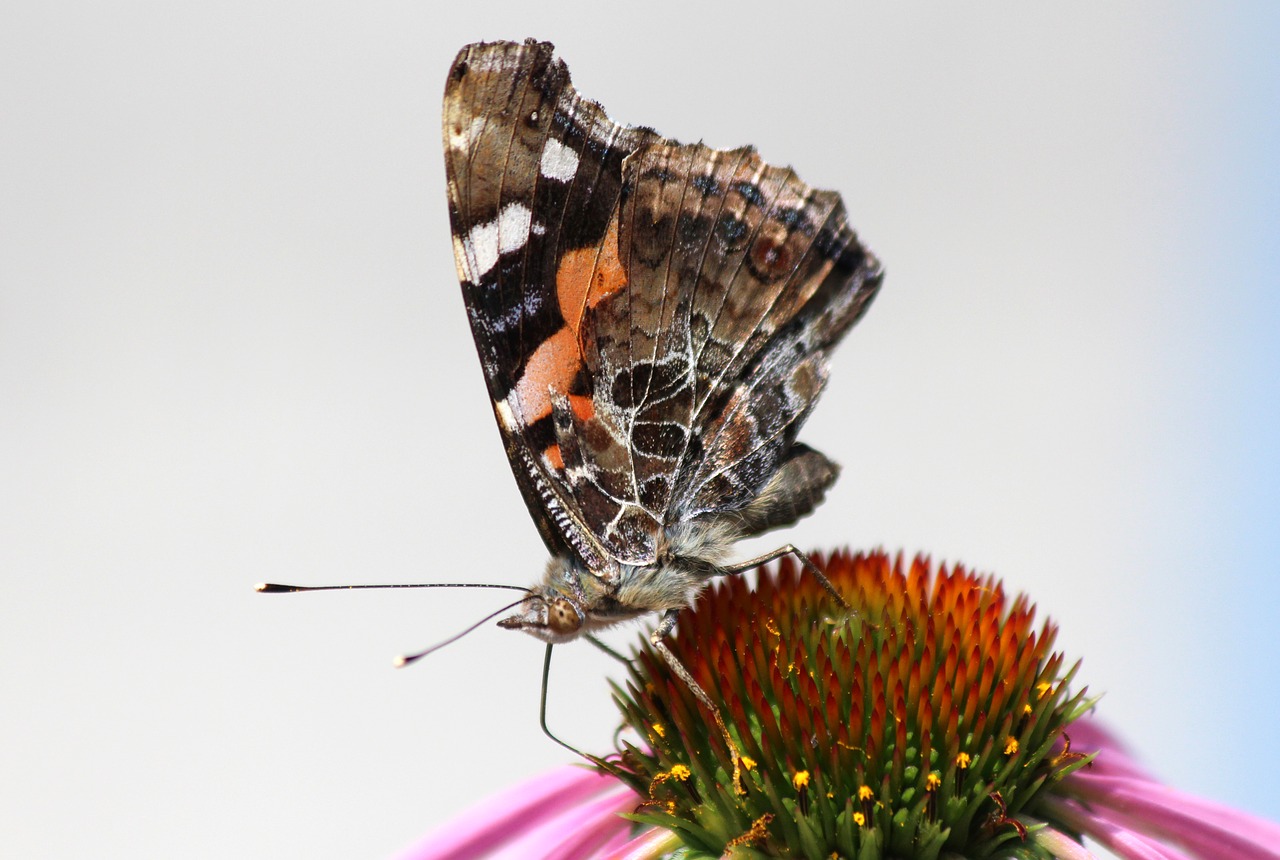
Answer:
xmin=398 ymin=551 xmax=1280 ymax=859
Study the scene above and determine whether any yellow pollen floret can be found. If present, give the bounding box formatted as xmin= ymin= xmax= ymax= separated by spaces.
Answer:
xmin=925 ymin=772 xmax=941 ymax=791
xmin=853 ymin=811 xmax=866 ymax=827
xmin=725 ymin=814 xmax=773 ymax=848
xmin=955 ymin=752 xmax=971 ymax=769
xmin=1004 ymin=736 xmax=1020 ymax=755
xmin=1037 ymin=681 xmax=1052 ymax=699
xmin=1023 ymin=703 xmax=1033 ymax=716
xmin=858 ymin=784 xmax=874 ymax=801
xmin=647 ymin=770 xmax=673 ymax=794
xmin=669 ymin=764 xmax=691 ymax=781
xmin=792 ymin=770 xmax=811 ymax=791
xmin=740 ymin=755 xmax=757 ymax=771
xmin=652 ymin=723 xmax=666 ymax=738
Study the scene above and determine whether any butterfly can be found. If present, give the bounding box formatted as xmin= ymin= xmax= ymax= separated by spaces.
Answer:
xmin=259 ymin=38 xmax=882 ymax=774
xmin=442 ymin=39 xmax=883 ymax=759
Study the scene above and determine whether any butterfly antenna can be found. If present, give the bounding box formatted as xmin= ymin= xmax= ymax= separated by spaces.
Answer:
xmin=393 ymin=596 xmax=530 ymax=668
xmin=255 ymin=581 xmax=531 ymax=594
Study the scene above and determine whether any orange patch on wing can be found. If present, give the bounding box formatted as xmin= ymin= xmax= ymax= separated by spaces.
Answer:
xmin=542 ymin=443 xmax=564 ymax=470
xmin=514 ymin=327 xmax=580 ymax=424
xmin=513 ymin=212 xmax=625 ymax=428
xmin=568 ymin=394 xmax=595 ymax=423
xmin=555 ymin=212 xmax=627 ymax=341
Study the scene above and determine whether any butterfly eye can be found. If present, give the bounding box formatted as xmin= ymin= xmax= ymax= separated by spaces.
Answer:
xmin=545 ymin=597 xmax=583 ymax=635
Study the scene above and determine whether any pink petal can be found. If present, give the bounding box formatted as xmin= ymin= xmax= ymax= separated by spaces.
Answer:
xmin=1031 ymin=823 xmax=1101 ymax=860
xmin=600 ymin=826 xmax=684 ymax=860
xmin=538 ymin=788 xmax=640 ymax=860
xmin=1101 ymin=827 xmax=1197 ymax=860
xmin=1067 ymin=717 xmax=1154 ymax=780
xmin=1071 ymin=774 xmax=1280 ymax=860
xmin=482 ymin=787 xmax=634 ymax=860
xmin=392 ymin=766 xmax=623 ymax=860
xmin=1045 ymin=796 xmax=1195 ymax=860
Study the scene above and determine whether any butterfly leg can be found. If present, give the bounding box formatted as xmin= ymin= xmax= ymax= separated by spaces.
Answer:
xmin=722 ymin=544 xmax=851 ymax=611
xmin=650 ymin=609 xmax=744 ymax=794
xmin=586 ymin=633 xmax=632 ymax=666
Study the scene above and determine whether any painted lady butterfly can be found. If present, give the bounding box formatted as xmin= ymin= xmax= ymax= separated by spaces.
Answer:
xmin=443 ymin=39 xmax=882 ymax=753
xmin=262 ymin=40 xmax=883 ymax=771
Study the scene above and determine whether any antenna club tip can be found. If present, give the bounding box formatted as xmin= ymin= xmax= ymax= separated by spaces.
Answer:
xmin=254 ymin=583 xmax=269 ymax=592
xmin=392 ymin=655 xmax=409 ymax=668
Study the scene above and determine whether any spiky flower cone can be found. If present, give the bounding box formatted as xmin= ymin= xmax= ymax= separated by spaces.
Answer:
xmin=607 ymin=550 xmax=1094 ymax=859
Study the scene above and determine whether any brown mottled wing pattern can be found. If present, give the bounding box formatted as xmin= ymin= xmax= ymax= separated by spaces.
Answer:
xmin=594 ymin=143 xmax=882 ymax=528
xmin=444 ymin=39 xmax=882 ymax=571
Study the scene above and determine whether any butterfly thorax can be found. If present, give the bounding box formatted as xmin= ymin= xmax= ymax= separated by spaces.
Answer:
xmin=497 ymin=519 xmax=739 ymax=644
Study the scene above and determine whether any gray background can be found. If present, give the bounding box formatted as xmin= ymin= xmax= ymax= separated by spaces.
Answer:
xmin=3 ymin=3 xmax=1277 ymax=858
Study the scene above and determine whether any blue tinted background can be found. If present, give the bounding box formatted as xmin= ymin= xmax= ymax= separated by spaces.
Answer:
xmin=2 ymin=3 xmax=1276 ymax=858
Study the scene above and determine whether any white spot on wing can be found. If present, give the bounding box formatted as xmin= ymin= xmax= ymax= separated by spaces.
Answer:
xmin=539 ymin=138 xmax=579 ymax=182
xmin=495 ymin=397 xmax=517 ymax=430
xmin=498 ymin=203 xmax=532 ymax=254
xmin=460 ymin=202 xmax=532 ymax=281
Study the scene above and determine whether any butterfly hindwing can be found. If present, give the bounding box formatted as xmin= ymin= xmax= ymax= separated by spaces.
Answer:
xmin=606 ymin=143 xmax=881 ymax=524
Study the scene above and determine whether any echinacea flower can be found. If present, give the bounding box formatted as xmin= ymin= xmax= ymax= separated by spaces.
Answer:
xmin=399 ymin=551 xmax=1280 ymax=860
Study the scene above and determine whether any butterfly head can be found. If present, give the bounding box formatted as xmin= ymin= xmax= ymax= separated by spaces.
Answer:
xmin=496 ymin=590 xmax=584 ymax=643
xmin=495 ymin=557 xmax=594 ymax=643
